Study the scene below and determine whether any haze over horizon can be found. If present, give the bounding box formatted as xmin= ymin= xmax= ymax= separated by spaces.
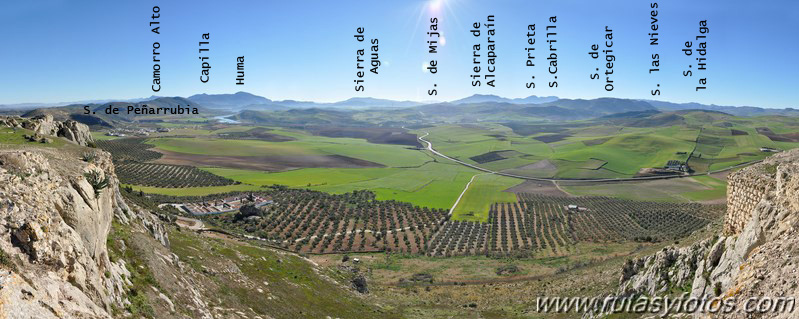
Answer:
xmin=1 ymin=0 xmax=797 ymax=108
xmin=2 ymin=92 xmax=795 ymax=111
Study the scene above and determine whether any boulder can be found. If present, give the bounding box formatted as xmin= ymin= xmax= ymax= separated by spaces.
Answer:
xmin=5 ymin=115 xmax=95 ymax=146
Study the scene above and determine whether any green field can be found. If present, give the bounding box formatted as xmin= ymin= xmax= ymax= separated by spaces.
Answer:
xmin=204 ymin=161 xmax=486 ymax=210
xmin=132 ymin=127 xmax=507 ymax=210
xmin=202 ymin=167 xmax=392 ymax=187
xmin=416 ymin=124 xmax=700 ymax=178
xmin=91 ymin=131 xmax=120 ymax=141
xmin=128 ymin=162 xmax=502 ymax=211
xmin=0 ymin=127 xmax=67 ymax=148
xmin=450 ymin=173 xmax=520 ymax=222
xmin=559 ymin=175 xmax=727 ymax=203
xmin=113 ymin=111 xmax=799 ymax=222
xmin=682 ymin=175 xmax=727 ymax=201
xmin=416 ymin=116 xmax=799 ymax=180
xmin=148 ymin=133 xmax=431 ymax=168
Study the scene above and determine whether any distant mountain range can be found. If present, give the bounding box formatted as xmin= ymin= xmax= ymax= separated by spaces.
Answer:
xmin=218 ymin=98 xmax=772 ymax=129
xmin=187 ymin=92 xmax=272 ymax=109
xmin=182 ymin=93 xmax=558 ymax=111
xmin=21 ymin=97 xmax=222 ymax=127
xmin=400 ymin=97 xmax=656 ymax=123
xmin=449 ymin=94 xmax=558 ymax=105
xmin=184 ymin=92 xmax=424 ymax=111
xmin=178 ymin=92 xmax=799 ymax=118
xmin=642 ymin=100 xmax=799 ymax=117
xmin=0 ymin=96 xmax=162 ymax=110
xmin=5 ymin=92 xmax=798 ymax=126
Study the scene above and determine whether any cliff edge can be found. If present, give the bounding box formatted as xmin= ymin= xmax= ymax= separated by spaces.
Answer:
xmin=0 ymin=119 xmax=398 ymax=319
xmin=0 ymin=148 xmax=129 ymax=318
xmin=617 ymin=149 xmax=799 ymax=318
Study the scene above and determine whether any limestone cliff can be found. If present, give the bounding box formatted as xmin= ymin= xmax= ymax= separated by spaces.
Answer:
xmin=0 ymin=142 xmax=173 ymax=318
xmin=0 ymin=117 xmax=393 ymax=319
xmin=1 ymin=115 xmax=95 ymax=147
xmin=616 ymin=149 xmax=799 ymax=318
xmin=0 ymin=148 xmax=121 ymax=317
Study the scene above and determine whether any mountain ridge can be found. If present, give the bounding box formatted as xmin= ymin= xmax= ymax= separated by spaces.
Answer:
xmin=5 ymin=92 xmax=796 ymax=116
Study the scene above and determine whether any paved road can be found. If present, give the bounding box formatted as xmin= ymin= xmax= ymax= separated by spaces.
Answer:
xmin=418 ymin=131 xmax=760 ymax=183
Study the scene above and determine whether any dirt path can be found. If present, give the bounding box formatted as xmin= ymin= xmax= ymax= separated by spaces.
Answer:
xmin=448 ymin=172 xmax=491 ymax=216
xmin=176 ymin=216 xmax=207 ymax=231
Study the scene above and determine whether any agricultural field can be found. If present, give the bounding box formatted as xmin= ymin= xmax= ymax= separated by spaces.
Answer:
xmin=123 ymin=183 xmax=262 ymax=196
xmin=559 ymin=175 xmax=728 ymax=203
xmin=90 ymin=131 xmax=120 ymax=141
xmin=102 ymin=110 xmax=799 ymax=225
xmin=205 ymin=188 xmax=450 ymax=255
xmin=97 ymin=138 xmax=239 ymax=188
xmin=501 ymin=193 xmax=721 ymax=254
xmin=116 ymin=163 xmax=236 ymax=188
xmin=413 ymin=113 xmax=799 ymax=180
xmin=205 ymin=188 xmax=721 ymax=259
xmin=96 ymin=138 xmax=163 ymax=162
xmin=449 ymin=173 xmax=520 ymax=222
xmin=424 ymin=194 xmax=719 ymax=258
xmin=108 ymin=126 xmax=507 ymax=211
xmin=147 ymin=133 xmax=428 ymax=168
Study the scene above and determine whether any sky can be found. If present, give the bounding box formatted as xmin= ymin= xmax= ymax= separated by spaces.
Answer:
xmin=1 ymin=0 xmax=797 ymax=108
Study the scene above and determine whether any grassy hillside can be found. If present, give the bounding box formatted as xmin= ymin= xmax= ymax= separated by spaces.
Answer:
xmin=107 ymin=217 xmax=398 ymax=319
xmin=416 ymin=113 xmax=799 ymax=179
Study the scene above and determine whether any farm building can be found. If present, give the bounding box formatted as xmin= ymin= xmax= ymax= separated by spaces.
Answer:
xmin=181 ymin=195 xmax=273 ymax=215
xmin=664 ymin=160 xmax=687 ymax=172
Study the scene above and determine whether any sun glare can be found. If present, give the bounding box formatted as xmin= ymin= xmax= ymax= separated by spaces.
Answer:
xmin=428 ymin=0 xmax=444 ymax=13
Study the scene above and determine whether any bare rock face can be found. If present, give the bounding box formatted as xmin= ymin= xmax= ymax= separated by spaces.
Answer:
xmin=0 ymin=150 xmax=127 ymax=318
xmin=615 ymin=149 xmax=799 ymax=318
xmin=706 ymin=154 xmax=799 ymax=319
xmin=2 ymin=115 xmax=95 ymax=146
xmin=618 ymin=239 xmax=714 ymax=297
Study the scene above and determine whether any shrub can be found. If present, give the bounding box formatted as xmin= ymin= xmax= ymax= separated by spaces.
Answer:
xmin=81 ymin=152 xmax=97 ymax=163
xmin=764 ymin=163 xmax=778 ymax=175
xmin=84 ymin=170 xmax=110 ymax=198
xmin=496 ymin=264 xmax=519 ymax=276
xmin=0 ymin=249 xmax=16 ymax=271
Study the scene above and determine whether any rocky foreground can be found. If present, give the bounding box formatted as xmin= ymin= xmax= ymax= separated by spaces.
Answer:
xmin=616 ymin=150 xmax=799 ymax=318
xmin=0 ymin=117 xmax=395 ymax=319
xmin=0 ymin=146 xmax=170 ymax=317
xmin=1 ymin=114 xmax=95 ymax=147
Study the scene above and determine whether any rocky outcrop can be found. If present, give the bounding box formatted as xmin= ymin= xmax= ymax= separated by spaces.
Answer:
xmin=0 ymin=148 xmax=160 ymax=318
xmin=615 ymin=149 xmax=799 ymax=318
xmin=1 ymin=115 xmax=94 ymax=146
xmin=112 ymin=189 xmax=170 ymax=248
xmin=618 ymin=238 xmax=715 ymax=297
